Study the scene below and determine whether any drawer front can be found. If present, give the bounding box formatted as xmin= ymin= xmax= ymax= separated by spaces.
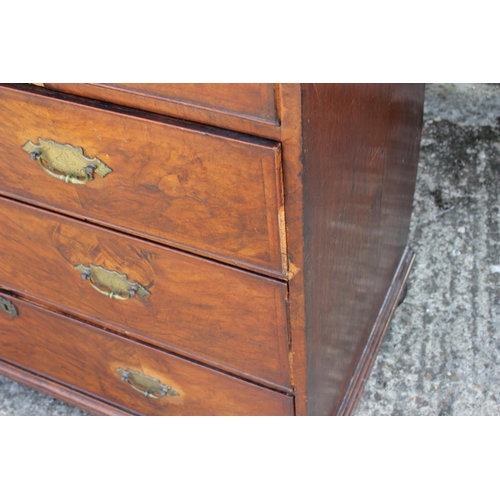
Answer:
xmin=41 ymin=83 xmax=281 ymax=139
xmin=0 ymin=197 xmax=290 ymax=388
xmin=0 ymin=294 xmax=293 ymax=416
xmin=0 ymin=85 xmax=285 ymax=276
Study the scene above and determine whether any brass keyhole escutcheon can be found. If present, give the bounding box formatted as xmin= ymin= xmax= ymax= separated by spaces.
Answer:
xmin=0 ymin=296 xmax=18 ymax=318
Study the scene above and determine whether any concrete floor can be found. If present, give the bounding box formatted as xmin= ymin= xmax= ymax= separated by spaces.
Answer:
xmin=357 ymin=84 xmax=500 ymax=415
xmin=1 ymin=84 xmax=498 ymax=416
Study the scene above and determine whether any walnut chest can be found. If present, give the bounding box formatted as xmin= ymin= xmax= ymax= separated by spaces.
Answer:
xmin=0 ymin=84 xmax=425 ymax=415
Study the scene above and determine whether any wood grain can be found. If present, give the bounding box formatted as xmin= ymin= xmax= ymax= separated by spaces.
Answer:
xmin=0 ymin=293 xmax=293 ymax=416
xmin=300 ymin=84 xmax=425 ymax=415
xmin=0 ymin=197 xmax=290 ymax=389
xmin=0 ymin=83 xmax=427 ymax=416
xmin=0 ymin=84 xmax=285 ymax=276
xmin=42 ymin=83 xmax=281 ymax=140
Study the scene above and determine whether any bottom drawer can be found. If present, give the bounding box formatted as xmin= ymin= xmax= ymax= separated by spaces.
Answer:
xmin=0 ymin=292 xmax=293 ymax=416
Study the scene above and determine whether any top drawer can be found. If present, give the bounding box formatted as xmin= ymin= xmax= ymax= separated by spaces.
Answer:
xmin=42 ymin=83 xmax=281 ymax=140
xmin=0 ymin=85 xmax=286 ymax=276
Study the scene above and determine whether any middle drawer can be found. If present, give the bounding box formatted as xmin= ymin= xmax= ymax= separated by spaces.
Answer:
xmin=0 ymin=197 xmax=290 ymax=389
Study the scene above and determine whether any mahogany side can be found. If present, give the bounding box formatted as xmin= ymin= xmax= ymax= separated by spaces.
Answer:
xmin=299 ymin=84 xmax=425 ymax=415
xmin=338 ymin=246 xmax=415 ymax=415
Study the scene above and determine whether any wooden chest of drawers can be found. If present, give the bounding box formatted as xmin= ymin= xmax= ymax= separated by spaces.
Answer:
xmin=0 ymin=83 xmax=425 ymax=415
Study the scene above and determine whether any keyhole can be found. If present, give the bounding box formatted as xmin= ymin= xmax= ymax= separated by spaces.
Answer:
xmin=0 ymin=298 xmax=17 ymax=317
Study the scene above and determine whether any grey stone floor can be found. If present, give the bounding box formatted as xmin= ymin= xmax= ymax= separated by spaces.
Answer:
xmin=1 ymin=84 xmax=498 ymax=416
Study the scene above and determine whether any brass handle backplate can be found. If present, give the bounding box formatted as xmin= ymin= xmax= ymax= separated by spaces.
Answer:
xmin=116 ymin=368 xmax=179 ymax=399
xmin=75 ymin=264 xmax=151 ymax=300
xmin=22 ymin=138 xmax=112 ymax=184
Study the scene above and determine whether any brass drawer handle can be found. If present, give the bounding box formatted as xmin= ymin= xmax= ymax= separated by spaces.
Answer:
xmin=75 ymin=264 xmax=151 ymax=300
xmin=116 ymin=368 xmax=179 ymax=399
xmin=22 ymin=138 xmax=112 ymax=185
